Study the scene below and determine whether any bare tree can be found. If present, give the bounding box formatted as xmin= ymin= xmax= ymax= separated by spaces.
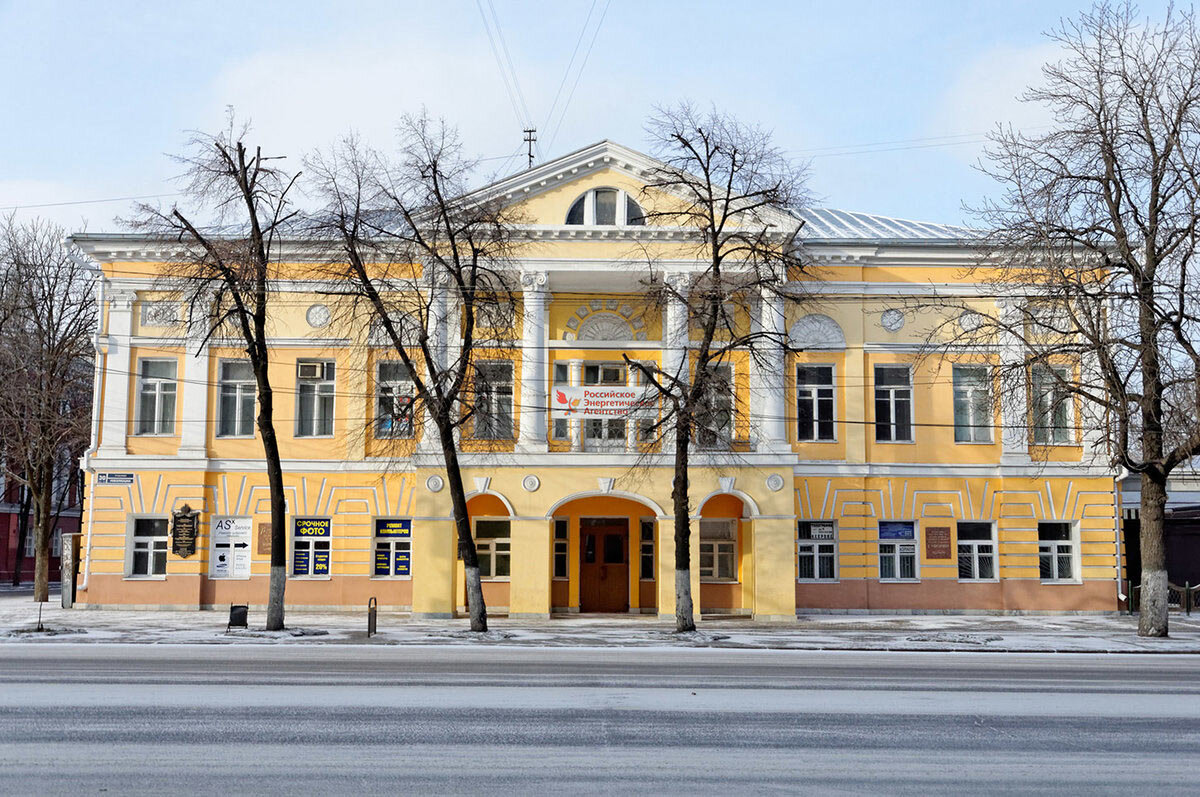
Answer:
xmin=915 ymin=3 xmax=1200 ymax=637
xmin=307 ymin=115 xmax=523 ymax=632
xmin=624 ymin=104 xmax=811 ymax=632
xmin=130 ymin=119 xmax=301 ymax=631
xmin=0 ymin=215 xmax=95 ymax=601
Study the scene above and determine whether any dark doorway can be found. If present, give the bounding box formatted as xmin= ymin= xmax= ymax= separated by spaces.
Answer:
xmin=580 ymin=517 xmax=629 ymax=612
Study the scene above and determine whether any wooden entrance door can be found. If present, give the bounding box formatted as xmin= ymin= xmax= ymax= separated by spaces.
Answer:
xmin=580 ymin=518 xmax=629 ymax=612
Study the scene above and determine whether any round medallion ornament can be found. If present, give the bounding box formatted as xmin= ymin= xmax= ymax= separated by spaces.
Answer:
xmin=881 ymin=309 xmax=905 ymax=332
xmin=959 ymin=310 xmax=983 ymax=332
xmin=522 ymin=474 xmax=541 ymax=493
xmin=426 ymin=474 xmax=445 ymax=493
xmin=765 ymin=474 xmax=785 ymax=492
xmin=306 ymin=303 xmax=332 ymax=328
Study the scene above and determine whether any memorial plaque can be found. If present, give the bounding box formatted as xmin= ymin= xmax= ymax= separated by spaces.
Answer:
xmin=171 ymin=504 xmax=199 ymax=558
xmin=257 ymin=522 xmax=272 ymax=555
xmin=925 ymin=526 xmax=952 ymax=559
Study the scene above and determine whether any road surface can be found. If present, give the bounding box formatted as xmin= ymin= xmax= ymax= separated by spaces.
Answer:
xmin=1 ymin=644 xmax=1198 ymax=793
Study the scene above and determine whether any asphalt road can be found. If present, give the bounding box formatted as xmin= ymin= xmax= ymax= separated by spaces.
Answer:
xmin=2 ymin=645 xmax=1198 ymax=794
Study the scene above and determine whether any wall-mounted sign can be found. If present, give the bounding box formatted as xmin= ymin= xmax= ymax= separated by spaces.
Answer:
xmin=257 ymin=522 xmax=272 ymax=555
xmin=374 ymin=518 xmax=412 ymax=577
xmin=925 ymin=526 xmax=952 ymax=559
xmin=879 ymin=521 xmax=916 ymax=540
xmin=171 ymin=504 xmax=199 ymax=558
xmin=293 ymin=518 xmax=331 ymax=577
xmin=97 ymin=472 xmax=134 ymax=485
xmin=375 ymin=518 xmax=412 ymax=538
xmin=210 ymin=516 xmax=252 ymax=579
xmin=550 ymin=386 xmax=656 ymax=420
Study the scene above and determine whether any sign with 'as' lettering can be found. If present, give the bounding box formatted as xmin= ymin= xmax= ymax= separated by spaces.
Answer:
xmin=210 ymin=516 xmax=252 ymax=579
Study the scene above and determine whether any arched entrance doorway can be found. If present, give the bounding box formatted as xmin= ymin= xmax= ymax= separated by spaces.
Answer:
xmin=550 ymin=495 xmax=659 ymax=614
xmin=698 ymin=493 xmax=749 ymax=614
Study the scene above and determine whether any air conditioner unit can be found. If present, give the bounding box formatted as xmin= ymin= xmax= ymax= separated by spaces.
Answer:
xmin=297 ymin=362 xmax=324 ymax=380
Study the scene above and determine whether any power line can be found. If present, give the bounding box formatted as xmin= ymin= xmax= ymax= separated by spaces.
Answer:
xmin=540 ymin=0 xmax=598 ymax=149
xmin=545 ymin=0 xmax=610 ymax=155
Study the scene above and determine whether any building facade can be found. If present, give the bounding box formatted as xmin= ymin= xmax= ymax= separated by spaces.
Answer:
xmin=71 ymin=141 xmax=1121 ymax=617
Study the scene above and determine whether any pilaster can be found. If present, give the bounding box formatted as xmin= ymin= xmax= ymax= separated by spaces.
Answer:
xmin=97 ymin=287 xmax=135 ymax=457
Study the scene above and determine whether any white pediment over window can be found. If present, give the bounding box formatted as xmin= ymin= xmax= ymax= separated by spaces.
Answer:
xmin=789 ymin=314 xmax=845 ymax=350
xmin=563 ymin=299 xmax=648 ymax=342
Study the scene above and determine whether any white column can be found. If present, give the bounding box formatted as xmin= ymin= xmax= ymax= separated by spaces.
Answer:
xmin=662 ymin=275 xmax=689 ymax=448
xmin=177 ymin=335 xmax=210 ymax=458
xmin=998 ymin=299 xmax=1031 ymax=465
xmin=418 ymin=283 xmax=449 ymax=455
xmin=757 ymin=292 xmax=789 ymax=451
xmin=97 ymin=288 xmax=135 ymax=457
xmin=569 ymin=359 xmax=583 ymax=451
xmin=517 ymin=271 xmax=548 ymax=452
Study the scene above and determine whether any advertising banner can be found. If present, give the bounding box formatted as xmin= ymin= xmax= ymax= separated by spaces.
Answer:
xmin=210 ymin=516 xmax=252 ymax=579
xmin=550 ymin=386 xmax=656 ymax=420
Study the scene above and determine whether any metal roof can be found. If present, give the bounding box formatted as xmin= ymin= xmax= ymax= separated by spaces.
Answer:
xmin=797 ymin=208 xmax=975 ymax=244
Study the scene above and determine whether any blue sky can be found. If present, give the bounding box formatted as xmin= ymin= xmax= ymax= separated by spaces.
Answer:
xmin=0 ymin=0 xmax=1175 ymax=231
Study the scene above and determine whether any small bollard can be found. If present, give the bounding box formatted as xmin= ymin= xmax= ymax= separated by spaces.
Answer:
xmin=228 ymin=604 xmax=249 ymax=630
xmin=367 ymin=596 xmax=378 ymax=638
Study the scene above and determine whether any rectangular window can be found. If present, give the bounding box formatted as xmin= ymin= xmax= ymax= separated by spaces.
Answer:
xmin=1032 ymin=365 xmax=1072 ymax=445
xmin=475 ymin=519 xmax=511 ymax=578
xmin=1038 ymin=521 xmax=1075 ymax=581
xmin=953 ymin=365 xmax=992 ymax=443
xmin=957 ymin=521 xmax=995 ymax=580
xmin=697 ymin=364 xmax=733 ymax=449
xmin=878 ymin=521 xmax=917 ymax=580
xmin=874 ymin=365 xmax=912 ymax=442
xmin=582 ymin=362 xmax=627 ymax=449
xmin=640 ymin=518 xmax=655 ymax=580
xmin=553 ymin=518 xmax=569 ymax=579
xmin=797 ymin=520 xmax=837 ymax=580
xmin=296 ymin=361 xmax=335 ymax=437
xmin=217 ymin=360 xmax=256 ymax=437
xmin=52 ymin=528 xmax=62 ymax=557
xmin=23 ymin=529 xmax=35 ymax=558
xmin=474 ymin=362 xmax=514 ymax=440
xmin=552 ymin=363 xmax=570 ymax=440
xmin=373 ymin=519 xmax=412 ymax=577
xmin=130 ymin=517 xmax=168 ymax=577
xmin=375 ymin=361 xmax=415 ymax=438
xmin=796 ymin=366 xmax=835 ymax=442
xmin=135 ymin=360 xmax=177 ymax=435
xmin=292 ymin=518 xmax=331 ymax=577
xmin=699 ymin=519 xmax=737 ymax=581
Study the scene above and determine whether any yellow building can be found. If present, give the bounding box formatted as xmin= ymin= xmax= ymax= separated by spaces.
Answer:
xmin=70 ymin=141 xmax=1120 ymax=618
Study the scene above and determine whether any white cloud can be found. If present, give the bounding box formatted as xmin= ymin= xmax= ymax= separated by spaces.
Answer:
xmin=932 ymin=42 xmax=1062 ymax=161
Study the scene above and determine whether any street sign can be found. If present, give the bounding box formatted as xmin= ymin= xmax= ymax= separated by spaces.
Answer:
xmin=210 ymin=516 xmax=252 ymax=579
xmin=97 ymin=472 xmax=134 ymax=485
xmin=171 ymin=504 xmax=199 ymax=558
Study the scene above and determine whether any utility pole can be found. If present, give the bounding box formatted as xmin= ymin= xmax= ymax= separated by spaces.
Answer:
xmin=523 ymin=128 xmax=536 ymax=169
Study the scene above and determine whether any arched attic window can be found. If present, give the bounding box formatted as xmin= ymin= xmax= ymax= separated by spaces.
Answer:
xmin=566 ymin=187 xmax=646 ymax=226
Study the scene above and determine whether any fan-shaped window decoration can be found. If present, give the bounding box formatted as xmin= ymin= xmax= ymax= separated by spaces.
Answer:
xmin=564 ymin=188 xmax=646 ymax=226
xmin=578 ymin=312 xmax=634 ymax=341
xmin=562 ymin=300 xmax=648 ymax=342
xmin=789 ymin=314 xmax=846 ymax=351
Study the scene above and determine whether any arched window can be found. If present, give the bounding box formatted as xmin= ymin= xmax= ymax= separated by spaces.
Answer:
xmin=565 ymin=188 xmax=646 ymax=226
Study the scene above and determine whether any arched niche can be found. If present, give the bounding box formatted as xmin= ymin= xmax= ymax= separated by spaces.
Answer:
xmin=789 ymin=313 xmax=846 ymax=351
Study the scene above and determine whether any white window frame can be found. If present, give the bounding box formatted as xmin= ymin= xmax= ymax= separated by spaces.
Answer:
xmin=474 ymin=518 xmax=511 ymax=580
xmin=696 ymin=363 xmax=734 ymax=450
xmin=952 ymin=364 xmax=992 ymax=444
xmin=375 ymin=361 xmax=416 ymax=439
xmin=878 ymin=520 xmax=919 ymax=581
xmin=473 ymin=361 xmax=514 ymax=440
xmin=565 ymin=187 xmax=646 ymax=226
xmin=217 ymin=359 xmax=256 ymax=438
xmin=135 ymin=359 xmax=177 ymax=436
xmin=639 ymin=517 xmax=655 ymax=581
xmin=126 ymin=515 xmax=168 ymax=579
xmin=295 ymin=360 xmax=336 ymax=438
xmin=372 ymin=522 xmax=412 ymax=580
xmin=1038 ymin=521 xmax=1077 ymax=582
xmin=22 ymin=528 xmax=35 ymax=558
xmin=874 ymin=364 xmax=914 ymax=443
xmin=797 ymin=520 xmax=838 ymax=581
xmin=1031 ymin=365 xmax=1074 ymax=445
xmin=956 ymin=521 xmax=997 ymax=581
xmin=796 ymin=364 xmax=837 ymax=442
xmin=551 ymin=362 xmax=570 ymax=441
xmin=291 ymin=517 xmax=332 ymax=579
xmin=699 ymin=518 xmax=737 ymax=582
xmin=582 ymin=361 xmax=628 ymax=451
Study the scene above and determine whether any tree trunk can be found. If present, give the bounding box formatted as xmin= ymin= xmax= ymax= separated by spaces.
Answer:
xmin=10 ymin=488 xmax=31 ymax=587
xmin=32 ymin=479 xmax=51 ymax=603
xmin=441 ymin=419 xmax=487 ymax=632
xmin=258 ymin=379 xmax=288 ymax=632
xmin=672 ymin=415 xmax=695 ymax=633
xmin=1138 ymin=472 xmax=1169 ymax=637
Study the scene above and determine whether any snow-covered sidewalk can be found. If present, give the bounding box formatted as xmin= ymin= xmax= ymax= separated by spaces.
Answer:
xmin=3 ymin=589 xmax=1200 ymax=652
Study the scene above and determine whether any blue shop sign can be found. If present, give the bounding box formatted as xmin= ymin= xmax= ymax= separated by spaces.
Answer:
xmin=294 ymin=518 xmax=331 ymax=537
xmin=879 ymin=521 xmax=915 ymax=540
xmin=394 ymin=550 xmax=410 ymax=577
xmin=375 ymin=518 xmax=412 ymax=538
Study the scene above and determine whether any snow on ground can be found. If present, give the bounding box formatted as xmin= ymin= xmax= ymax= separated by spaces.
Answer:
xmin=2 ymin=588 xmax=1200 ymax=652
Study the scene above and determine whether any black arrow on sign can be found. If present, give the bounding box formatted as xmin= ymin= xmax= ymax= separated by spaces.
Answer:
xmin=233 ymin=542 xmax=248 ymax=549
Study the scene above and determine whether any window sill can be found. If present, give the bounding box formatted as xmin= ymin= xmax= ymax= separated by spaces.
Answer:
xmin=370 ymin=576 xmax=412 ymax=581
xmin=131 ymin=433 xmax=177 ymax=439
xmin=700 ymin=578 xmax=739 ymax=584
xmin=638 ymin=578 xmax=656 ymax=583
xmin=797 ymin=579 xmax=840 ymax=584
xmin=553 ymin=577 xmax=569 ymax=582
xmin=215 ymin=435 xmax=256 ymax=440
xmin=796 ymin=438 xmax=838 ymax=444
xmin=1040 ymin=579 xmax=1081 ymax=585
xmin=373 ymin=435 xmax=416 ymax=441
xmin=290 ymin=575 xmax=332 ymax=581
xmin=957 ymin=579 xmax=1000 ymax=584
xmin=875 ymin=439 xmax=916 ymax=445
xmin=123 ymin=575 xmax=166 ymax=581
xmin=295 ymin=435 xmax=335 ymax=440
xmin=482 ymin=577 xmax=511 ymax=583
xmin=879 ymin=578 xmax=921 ymax=583
xmin=954 ymin=439 xmax=995 ymax=445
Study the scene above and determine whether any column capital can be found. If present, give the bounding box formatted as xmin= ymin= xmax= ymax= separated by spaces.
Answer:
xmin=520 ymin=270 xmax=549 ymax=292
